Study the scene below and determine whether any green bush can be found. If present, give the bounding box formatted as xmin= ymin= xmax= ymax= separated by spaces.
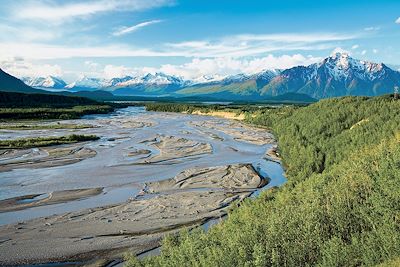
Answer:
xmin=128 ymin=95 xmax=400 ymax=267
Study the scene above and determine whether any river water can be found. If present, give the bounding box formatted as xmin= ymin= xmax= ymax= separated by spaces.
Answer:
xmin=0 ymin=107 xmax=286 ymax=225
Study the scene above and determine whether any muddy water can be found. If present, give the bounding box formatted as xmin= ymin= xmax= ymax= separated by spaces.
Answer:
xmin=0 ymin=107 xmax=286 ymax=225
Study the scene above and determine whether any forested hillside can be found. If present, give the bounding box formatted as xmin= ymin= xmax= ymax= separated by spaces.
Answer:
xmin=129 ymin=95 xmax=400 ymax=266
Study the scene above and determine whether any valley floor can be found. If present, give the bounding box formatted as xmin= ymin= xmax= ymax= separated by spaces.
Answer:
xmin=0 ymin=106 xmax=285 ymax=265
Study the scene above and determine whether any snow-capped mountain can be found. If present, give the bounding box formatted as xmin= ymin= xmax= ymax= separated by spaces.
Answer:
xmin=142 ymin=72 xmax=187 ymax=86
xmin=114 ymin=73 xmax=187 ymax=87
xmin=189 ymin=74 xmax=226 ymax=84
xmin=22 ymin=76 xmax=67 ymax=89
xmin=65 ymin=76 xmax=105 ymax=91
xmin=103 ymin=73 xmax=189 ymax=96
xmin=102 ymin=76 xmax=134 ymax=88
xmin=320 ymin=52 xmax=387 ymax=81
xmin=64 ymin=73 xmax=189 ymax=95
xmin=17 ymin=53 xmax=400 ymax=99
xmin=174 ymin=69 xmax=281 ymax=100
xmin=262 ymin=52 xmax=400 ymax=98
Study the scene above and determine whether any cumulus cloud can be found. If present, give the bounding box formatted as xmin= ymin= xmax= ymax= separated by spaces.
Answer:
xmin=44 ymin=53 xmax=323 ymax=81
xmin=84 ymin=60 xmax=99 ymax=69
xmin=396 ymin=17 xmax=400 ymax=24
xmin=0 ymin=57 xmax=63 ymax=78
xmin=351 ymin=44 xmax=359 ymax=50
xmin=113 ymin=20 xmax=162 ymax=36
xmin=156 ymin=54 xmax=322 ymax=80
xmin=103 ymin=65 xmax=136 ymax=79
xmin=331 ymin=47 xmax=351 ymax=56
xmin=361 ymin=50 xmax=367 ymax=55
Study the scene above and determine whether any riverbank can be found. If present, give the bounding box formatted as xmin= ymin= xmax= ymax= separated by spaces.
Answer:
xmin=0 ymin=164 xmax=265 ymax=265
xmin=0 ymin=106 xmax=284 ymax=265
xmin=132 ymin=95 xmax=400 ymax=267
xmin=186 ymin=110 xmax=245 ymax=120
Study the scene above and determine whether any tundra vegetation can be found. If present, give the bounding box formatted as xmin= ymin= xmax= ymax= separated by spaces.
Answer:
xmin=128 ymin=95 xmax=400 ymax=266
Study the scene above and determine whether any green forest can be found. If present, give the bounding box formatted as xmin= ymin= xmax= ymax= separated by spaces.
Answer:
xmin=0 ymin=91 xmax=98 ymax=108
xmin=145 ymin=102 xmax=272 ymax=115
xmin=0 ymin=91 xmax=117 ymax=120
xmin=0 ymin=105 xmax=115 ymax=120
xmin=128 ymin=95 xmax=400 ymax=266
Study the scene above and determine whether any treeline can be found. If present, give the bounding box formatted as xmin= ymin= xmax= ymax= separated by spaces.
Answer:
xmin=0 ymin=105 xmax=114 ymax=120
xmin=0 ymin=91 xmax=118 ymax=120
xmin=128 ymin=95 xmax=400 ymax=266
xmin=0 ymin=134 xmax=99 ymax=149
xmin=145 ymin=102 xmax=275 ymax=115
xmin=0 ymin=91 xmax=98 ymax=108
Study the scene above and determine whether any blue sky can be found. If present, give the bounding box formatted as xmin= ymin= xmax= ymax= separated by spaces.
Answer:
xmin=0 ymin=0 xmax=400 ymax=82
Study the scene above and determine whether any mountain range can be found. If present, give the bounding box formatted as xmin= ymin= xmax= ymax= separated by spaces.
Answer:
xmin=22 ymin=76 xmax=67 ymax=90
xmin=5 ymin=52 xmax=400 ymax=100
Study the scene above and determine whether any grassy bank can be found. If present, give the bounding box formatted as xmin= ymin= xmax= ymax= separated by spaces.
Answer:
xmin=128 ymin=95 xmax=400 ymax=267
xmin=0 ymin=134 xmax=99 ymax=149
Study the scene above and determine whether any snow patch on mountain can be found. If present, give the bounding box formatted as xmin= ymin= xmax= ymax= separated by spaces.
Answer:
xmin=316 ymin=52 xmax=387 ymax=81
xmin=22 ymin=76 xmax=66 ymax=89
xmin=65 ymin=76 xmax=104 ymax=89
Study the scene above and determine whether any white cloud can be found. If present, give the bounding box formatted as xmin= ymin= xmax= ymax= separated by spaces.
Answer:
xmin=1 ymin=57 xmax=63 ymax=78
xmin=113 ymin=20 xmax=162 ymax=36
xmin=156 ymin=54 xmax=322 ymax=80
xmin=373 ymin=49 xmax=378 ymax=54
xmin=103 ymin=65 xmax=135 ymax=79
xmin=331 ymin=47 xmax=351 ymax=56
xmin=1 ymin=52 xmax=324 ymax=81
xmin=232 ymin=33 xmax=357 ymax=42
xmin=396 ymin=17 xmax=400 ymax=24
xmin=361 ymin=50 xmax=367 ymax=55
xmin=0 ymin=29 xmax=361 ymax=81
xmin=164 ymin=32 xmax=360 ymax=58
xmin=364 ymin=26 xmax=380 ymax=31
xmin=0 ymin=42 xmax=171 ymax=60
xmin=14 ymin=0 xmax=174 ymax=22
xmin=93 ymin=54 xmax=322 ymax=81
xmin=0 ymin=25 xmax=58 ymax=42
xmin=0 ymin=30 xmax=362 ymax=60
xmin=351 ymin=44 xmax=359 ymax=50
xmin=84 ymin=60 xmax=100 ymax=71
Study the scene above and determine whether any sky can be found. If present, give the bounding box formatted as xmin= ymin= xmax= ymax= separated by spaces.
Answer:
xmin=0 ymin=0 xmax=400 ymax=82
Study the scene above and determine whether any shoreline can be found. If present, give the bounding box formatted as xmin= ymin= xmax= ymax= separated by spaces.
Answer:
xmin=0 ymin=107 xmax=284 ymax=265
xmin=0 ymin=164 xmax=269 ymax=265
